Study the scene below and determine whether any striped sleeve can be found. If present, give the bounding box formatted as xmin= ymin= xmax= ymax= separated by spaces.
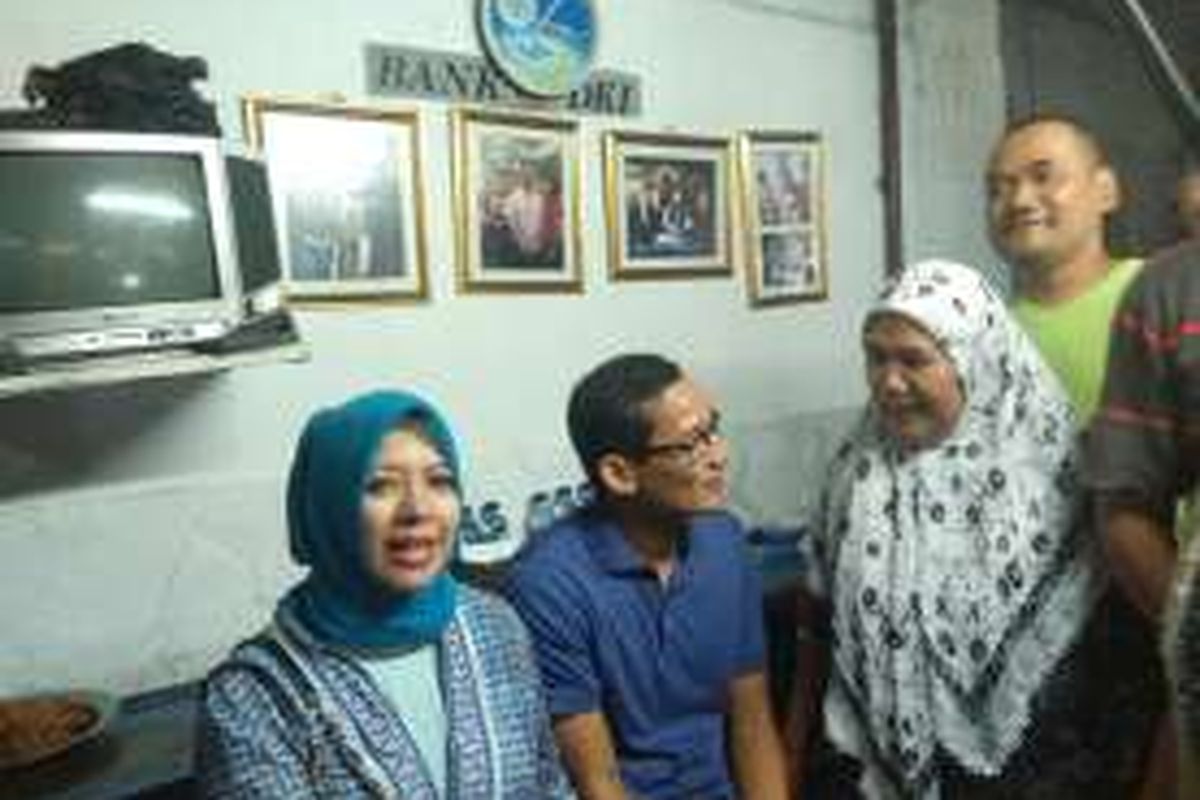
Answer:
xmin=1085 ymin=244 xmax=1200 ymax=514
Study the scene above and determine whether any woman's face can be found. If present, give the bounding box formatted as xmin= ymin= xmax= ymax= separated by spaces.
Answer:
xmin=863 ymin=313 xmax=965 ymax=451
xmin=361 ymin=427 xmax=460 ymax=594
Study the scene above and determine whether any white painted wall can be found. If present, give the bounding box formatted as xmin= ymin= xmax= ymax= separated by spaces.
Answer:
xmin=898 ymin=0 xmax=1008 ymax=290
xmin=0 ymin=0 xmax=1002 ymax=696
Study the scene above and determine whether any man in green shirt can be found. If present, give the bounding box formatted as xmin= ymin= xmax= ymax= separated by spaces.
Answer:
xmin=990 ymin=113 xmax=1183 ymax=797
xmin=985 ymin=113 xmax=1139 ymax=422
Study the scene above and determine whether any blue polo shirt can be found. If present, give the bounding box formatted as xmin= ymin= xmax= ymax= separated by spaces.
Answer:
xmin=505 ymin=508 xmax=766 ymax=799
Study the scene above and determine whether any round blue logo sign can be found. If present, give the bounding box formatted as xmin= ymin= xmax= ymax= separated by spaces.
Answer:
xmin=478 ymin=0 xmax=598 ymax=97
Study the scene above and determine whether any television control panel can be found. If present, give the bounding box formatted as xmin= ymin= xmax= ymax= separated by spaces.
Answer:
xmin=14 ymin=320 xmax=232 ymax=362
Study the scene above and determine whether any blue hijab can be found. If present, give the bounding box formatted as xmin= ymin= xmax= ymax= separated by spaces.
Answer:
xmin=279 ymin=390 xmax=460 ymax=651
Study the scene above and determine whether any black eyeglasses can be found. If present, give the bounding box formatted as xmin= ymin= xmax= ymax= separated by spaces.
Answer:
xmin=641 ymin=411 xmax=723 ymax=464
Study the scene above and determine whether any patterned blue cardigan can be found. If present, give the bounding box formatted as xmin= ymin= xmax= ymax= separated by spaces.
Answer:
xmin=197 ymin=585 xmax=573 ymax=798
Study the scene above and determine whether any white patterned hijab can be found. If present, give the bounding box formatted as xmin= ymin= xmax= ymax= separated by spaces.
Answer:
xmin=819 ymin=259 xmax=1099 ymax=791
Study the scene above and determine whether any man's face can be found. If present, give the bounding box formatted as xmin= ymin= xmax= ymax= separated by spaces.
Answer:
xmin=626 ymin=377 xmax=729 ymax=515
xmin=1178 ymin=172 xmax=1200 ymax=240
xmin=986 ymin=121 xmax=1117 ymax=274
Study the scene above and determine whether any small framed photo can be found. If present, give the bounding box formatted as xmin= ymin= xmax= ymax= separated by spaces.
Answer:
xmin=242 ymin=96 xmax=429 ymax=301
xmin=603 ymin=131 xmax=732 ymax=280
xmin=738 ymin=130 xmax=828 ymax=306
xmin=451 ymin=108 xmax=582 ymax=293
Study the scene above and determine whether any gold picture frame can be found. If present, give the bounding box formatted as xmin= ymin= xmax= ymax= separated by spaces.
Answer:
xmin=242 ymin=96 xmax=429 ymax=302
xmin=451 ymin=108 xmax=583 ymax=294
xmin=603 ymin=130 xmax=733 ymax=280
xmin=737 ymin=130 xmax=828 ymax=306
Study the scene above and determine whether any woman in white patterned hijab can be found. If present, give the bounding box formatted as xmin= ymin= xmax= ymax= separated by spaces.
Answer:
xmin=811 ymin=259 xmax=1109 ymax=798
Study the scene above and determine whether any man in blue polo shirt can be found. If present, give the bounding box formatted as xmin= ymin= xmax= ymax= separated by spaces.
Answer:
xmin=506 ymin=353 xmax=789 ymax=799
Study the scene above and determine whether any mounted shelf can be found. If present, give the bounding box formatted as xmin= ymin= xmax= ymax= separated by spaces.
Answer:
xmin=0 ymin=338 xmax=309 ymax=400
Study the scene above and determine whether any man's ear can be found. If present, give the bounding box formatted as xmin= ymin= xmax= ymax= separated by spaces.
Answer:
xmin=1095 ymin=165 xmax=1120 ymax=214
xmin=596 ymin=453 xmax=638 ymax=498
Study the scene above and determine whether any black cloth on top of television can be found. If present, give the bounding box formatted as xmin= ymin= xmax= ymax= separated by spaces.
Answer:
xmin=1 ymin=41 xmax=219 ymax=135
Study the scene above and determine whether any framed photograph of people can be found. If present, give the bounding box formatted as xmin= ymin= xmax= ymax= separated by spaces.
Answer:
xmin=738 ymin=130 xmax=828 ymax=306
xmin=603 ymin=131 xmax=732 ymax=280
xmin=242 ymin=96 xmax=428 ymax=301
xmin=451 ymin=108 xmax=582 ymax=293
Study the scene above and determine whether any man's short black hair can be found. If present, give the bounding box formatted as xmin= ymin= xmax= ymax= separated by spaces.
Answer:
xmin=996 ymin=110 xmax=1113 ymax=168
xmin=567 ymin=353 xmax=683 ymax=483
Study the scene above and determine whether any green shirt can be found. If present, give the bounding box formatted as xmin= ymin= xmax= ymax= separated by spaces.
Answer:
xmin=1011 ymin=258 xmax=1141 ymax=423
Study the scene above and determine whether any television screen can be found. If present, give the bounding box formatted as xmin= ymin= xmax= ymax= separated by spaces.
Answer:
xmin=0 ymin=151 xmax=221 ymax=313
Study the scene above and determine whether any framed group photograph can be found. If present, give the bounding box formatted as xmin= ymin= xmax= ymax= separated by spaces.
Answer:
xmin=242 ymin=96 xmax=429 ymax=301
xmin=603 ymin=131 xmax=732 ymax=280
xmin=737 ymin=130 xmax=828 ymax=306
xmin=451 ymin=108 xmax=582 ymax=293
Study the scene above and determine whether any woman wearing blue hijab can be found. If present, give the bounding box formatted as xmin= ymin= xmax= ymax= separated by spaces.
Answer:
xmin=198 ymin=390 xmax=571 ymax=798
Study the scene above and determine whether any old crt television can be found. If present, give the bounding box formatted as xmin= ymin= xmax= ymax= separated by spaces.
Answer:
xmin=0 ymin=130 xmax=281 ymax=361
